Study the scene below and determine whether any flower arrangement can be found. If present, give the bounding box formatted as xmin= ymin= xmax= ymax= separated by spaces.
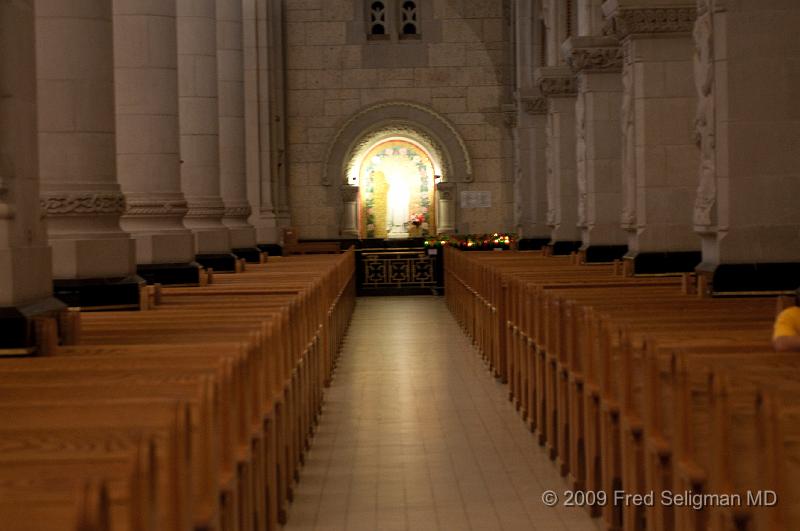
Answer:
xmin=408 ymin=213 xmax=425 ymax=227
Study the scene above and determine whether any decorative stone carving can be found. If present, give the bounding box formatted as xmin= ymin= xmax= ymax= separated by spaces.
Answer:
xmin=342 ymin=125 xmax=448 ymax=186
xmin=538 ymin=76 xmax=578 ymax=97
xmin=523 ymin=97 xmax=547 ymax=115
xmin=575 ymin=91 xmax=588 ymax=228
xmin=435 ymin=181 xmax=455 ymax=234
xmin=620 ymin=44 xmax=637 ymax=230
xmin=436 ymin=181 xmax=455 ymax=201
xmin=185 ymin=203 xmax=227 ymax=219
xmin=223 ymin=205 xmax=252 ymax=219
xmin=125 ymin=200 xmax=189 ymax=217
xmin=41 ymin=193 xmax=126 ymax=216
xmin=692 ymin=0 xmax=716 ymax=230
xmin=566 ymin=47 xmax=623 ymax=73
xmin=323 ymin=101 xmax=472 ymax=185
xmin=545 ymin=112 xmax=557 ymax=227
xmin=340 ymin=184 xmax=359 ymax=202
xmin=605 ymin=6 xmax=697 ymax=39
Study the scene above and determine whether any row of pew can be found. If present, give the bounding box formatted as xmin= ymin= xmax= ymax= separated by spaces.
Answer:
xmin=444 ymin=247 xmax=798 ymax=531
xmin=0 ymin=251 xmax=356 ymax=531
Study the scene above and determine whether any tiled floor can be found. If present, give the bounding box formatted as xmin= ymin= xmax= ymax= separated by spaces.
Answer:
xmin=284 ymin=296 xmax=599 ymax=531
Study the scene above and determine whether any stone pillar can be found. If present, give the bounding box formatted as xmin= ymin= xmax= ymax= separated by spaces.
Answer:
xmin=516 ymin=96 xmax=551 ymax=245
xmin=0 ymin=0 xmax=63 ymax=349
xmin=536 ymin=66 xmax=581 ymax=253
xmin=36 ymin=0 xmax=141 ymax=308
xmin=340 ymin=185 xmax=359 ymax=238
xmin=177 ymin=0 xmax=236 ymax=272
xmin=217 ymin=0 xmax=260 ymax=262
xmin=243 ymin=0 xmax=282 ymax=245
xmin=563 ymin=36 xmax=628 ymax=262
xmin=113 ymin=0 xmax=199 ymax=284
xmin=606 ymin=0 xmax=701 ymax=273
xmin=693 ymin=0 xmax=800 ymax=293
xmin=436 ymin=182 xmax=456 ymax=234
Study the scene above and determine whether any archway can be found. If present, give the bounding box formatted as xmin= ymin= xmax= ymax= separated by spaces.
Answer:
xmin=324 ymin=101 xmax=470 ymax=237
xmin=354 ymin=137 xmax=438 ymax=238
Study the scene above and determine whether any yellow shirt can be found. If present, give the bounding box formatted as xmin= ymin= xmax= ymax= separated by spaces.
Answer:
xmin=773 ymin=306 xmax=800 ymax=339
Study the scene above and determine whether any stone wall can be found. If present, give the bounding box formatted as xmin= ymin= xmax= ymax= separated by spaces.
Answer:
xmin=284 ymin=0 xmax=514 ymax=238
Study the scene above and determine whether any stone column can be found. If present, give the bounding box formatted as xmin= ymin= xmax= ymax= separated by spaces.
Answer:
xmin=177 ymin=0 xmax=236 ymax=272
xmin=243 ymin=0 xmax=281 ymax=245
xmin=436 ymin=182 xmax=456 ymax=235
xmin=340 ymin=185 xmax=359 ymax=238
xmin=0 ymin=0 xmax=63 ymax=349
xmin=693 ymin=0 xmax=800 ymax=293
xmin=517 ymin=97 xmax=551 ymax=245
xmin=217 ymin=0 xmax=260 ymax=262
xmin=563 ymin=36 xmax=628 ymax=262
xmin=36 ymin=0 xmax=141 ymax=308
xmin=605 ymin=0 xmax=701 ymax=273
xmin=113 ymin=0 xmax=199 ymax=284
xmin=536 ymin=66 xmax=581 ymax=253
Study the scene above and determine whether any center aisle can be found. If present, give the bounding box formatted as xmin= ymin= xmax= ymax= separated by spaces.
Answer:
xmin=284 ymin=296 xmax=598 ymax=531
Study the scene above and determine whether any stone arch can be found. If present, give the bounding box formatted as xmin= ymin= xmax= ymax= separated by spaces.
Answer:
xmin=322 ymin=100 xmax=472 ymax=186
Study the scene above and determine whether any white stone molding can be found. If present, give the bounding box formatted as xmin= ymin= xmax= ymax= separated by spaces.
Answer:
xmin=436 ymin=181 xmax=456 ymax=234
xmin=692 ymin=0 xmax=716 ymax=231
xmin=322 ymin=101 xmax=473 ymax=185
xmin=604 ymin=4 xmax=697 ymax=39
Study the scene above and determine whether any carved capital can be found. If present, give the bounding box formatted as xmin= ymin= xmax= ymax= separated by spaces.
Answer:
xmin=563 ymin=36 xmax=623 ymax=73
xmin=436 ymin=181 xmax=455 ymax=201
xmin=535 ymin=67 xmax=577 ymax=98
xmin=604 ymin=6 xmax=697 ymax=39
xmin=340 ymin=185 xmax=359 ymax=202
xmin=41 ymin=192 xmax=126 ymax=216
xmin=522 ymin=97 xmax=547 ymax=115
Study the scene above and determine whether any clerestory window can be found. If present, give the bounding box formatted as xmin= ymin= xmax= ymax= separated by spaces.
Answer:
xmin=366 ymin=0 xmax=421 ymax=40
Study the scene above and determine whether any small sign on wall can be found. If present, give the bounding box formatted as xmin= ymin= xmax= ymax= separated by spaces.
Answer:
xmin=460 ymin=191 xmax=491 ymax=208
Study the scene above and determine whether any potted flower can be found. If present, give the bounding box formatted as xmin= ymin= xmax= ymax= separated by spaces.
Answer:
xmin=407 ymin=213 xmax=425 ymax=237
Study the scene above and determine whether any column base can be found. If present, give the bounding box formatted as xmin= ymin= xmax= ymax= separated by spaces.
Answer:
xmin=696 ymin=261 xmax=800 ymax=294
xmin=625 ymin=251 xmax=702 ymax=274
xmin=518 ymin=238 xmax=550 ymax=251
xmin=582 ymin=245 xmax=628 ymax=263
xmin=53 ymin=276 xmax=145 ymax=310
xmin=257 ymin=244 xmax=283 ymax=257
xmin=136 ymin=262 xmax=202 ymax=286
xmin=232 ymin=247 xmax=264 ymax=263
xmin=195 ymin=253 xmax=238 ymax=273
xmin=0 ymin=296 xmax=66 ymax=353
xmin=549 ymin=241 xmax=582 ymax=255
